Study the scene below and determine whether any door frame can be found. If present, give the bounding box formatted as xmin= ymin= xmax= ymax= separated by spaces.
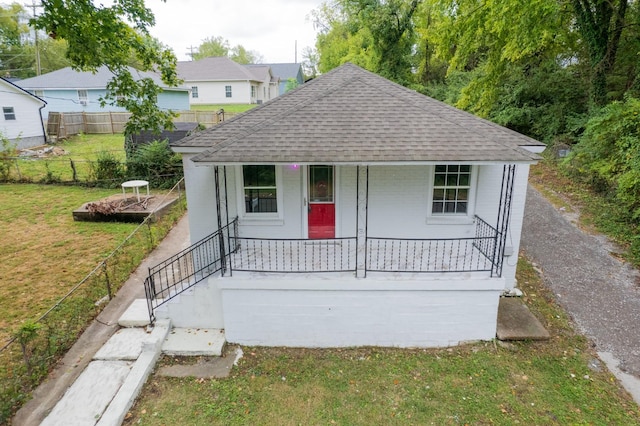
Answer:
xmin=302 ymin=165 xmax=339 ymax=239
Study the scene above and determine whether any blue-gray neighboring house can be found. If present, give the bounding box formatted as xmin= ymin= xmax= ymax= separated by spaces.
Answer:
xmin=263 ymin=63 xmax=304 ymax=95
xmin=15 ymin=66 xmax=190 ymax=119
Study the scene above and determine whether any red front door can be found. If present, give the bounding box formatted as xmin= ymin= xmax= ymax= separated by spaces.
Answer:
xmin=308 ymin=165 xmax=335 ymax=239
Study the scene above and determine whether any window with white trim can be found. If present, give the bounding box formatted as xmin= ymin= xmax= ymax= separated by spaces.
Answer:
xmin=225 ymin=85 xmax=232 ymax=98
xmin=191 ymin=86 xmax=199 ymax=98
xmin=251 ymin=85 xmax=256 ymax=98
xmin=432 ymin=165 xmax=471 ymax=214
xmin=77 ymin=89 xmax=88 ymax=106
xmin=3 ymin=107 xmax=16 ymax=120
xmin=243 ymin=165 xmax=277 ymax=213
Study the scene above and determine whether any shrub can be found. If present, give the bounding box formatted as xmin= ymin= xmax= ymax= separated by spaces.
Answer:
xmin=126 ymin=139 xmax=182 ymax=188
xmin=564 ymin=96 xmax=640 ymax=218
xmin=0 ymin=133 xmax=17 ymax=182
xmin=90 ymin=150 xmax=125 ymax=188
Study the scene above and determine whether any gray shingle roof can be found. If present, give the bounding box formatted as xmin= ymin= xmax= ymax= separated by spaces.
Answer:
xmin=173 ymin=63 xmax=544 ymax=164
xmin=264 ymin=63 xmax=302 ymax=81
xmin=15 ymin=66 xmax=181 ymax=91
xmin=177 ymin=57 xmax=261 ymax=81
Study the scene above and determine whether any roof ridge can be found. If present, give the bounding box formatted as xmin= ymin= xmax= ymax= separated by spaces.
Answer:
xmin=192 ymin=72 xmax=360 ymax=160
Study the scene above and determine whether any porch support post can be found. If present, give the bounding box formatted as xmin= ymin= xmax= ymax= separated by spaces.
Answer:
xmin=356 ymin=165 xmax=369 ymax=278
xmin=493 ymin=164 xmax=516 ymax=277
xmin=214 ymin=166 xmax=227 ymax=276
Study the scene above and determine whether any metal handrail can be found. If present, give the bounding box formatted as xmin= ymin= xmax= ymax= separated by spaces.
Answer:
xmin=144 ymin=217 xmax=238 ymax=323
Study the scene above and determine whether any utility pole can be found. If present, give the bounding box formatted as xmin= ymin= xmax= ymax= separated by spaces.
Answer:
xmin=186 ymin=45 xmax=198 ymax=61
xmin=24 ymin=0 xmax=42 ymax=75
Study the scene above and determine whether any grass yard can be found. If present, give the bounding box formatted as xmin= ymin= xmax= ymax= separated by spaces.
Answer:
xmin=190 ymin=104 xmax=257 ymax=113
xmin=0 ymin=184 xmax=138 ymax=343
xmin=12 ymin=133 xmax=125 ymax=183
xmin=123 ymin=259 xmax=640 ymax=425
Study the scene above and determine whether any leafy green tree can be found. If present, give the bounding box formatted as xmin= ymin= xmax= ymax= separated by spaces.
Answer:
xmin=313 ymin=0 xmax=420 ymax=84
xmin=230 ymin=45 xmax=263 ymax=64
xmin=571 ymin=0 xmax=629 ymax=106
xmin=0 ymin=3 xmax=32 ymax=78
xmin=423 ymin=0 xmax=566 ymax=115
xmin=193 ymin=35 xmax=230 ymax=59
xmin=284 ymin=77 xmax=299 ymax=92
xmin=193 ymin=36 xmax=262 ymax=64
xmin=35 ymin=0 xmax=181 ymax=134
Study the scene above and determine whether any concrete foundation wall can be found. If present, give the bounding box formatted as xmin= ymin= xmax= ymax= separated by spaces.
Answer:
xmin=218 ymin=276 xmax=504 ymax=347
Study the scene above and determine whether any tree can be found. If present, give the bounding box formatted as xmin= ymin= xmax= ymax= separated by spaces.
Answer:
xmin=193 ymin=36 xmax=263 ymax=64
xmin=230 ymin=44 xmax=263 ymax=64
xmin=570 ymin=0 xmax=629 ymax=106
xmin=284 ymin=77 xmax=299 ymax=92
xmin=312 ymin=0 xmax=421 ymax=84
xmin=420 ymin=0 xmax=570 ymax=115
xmin=193 ymin=35 xmax=230 ymax=60
xmin=35 ymin=0 xmax=180 ymax=134
xmin=0 ymin=3 xmax=32 ymax=78
xmin=301 ymin=46 xmax=319 ymax=79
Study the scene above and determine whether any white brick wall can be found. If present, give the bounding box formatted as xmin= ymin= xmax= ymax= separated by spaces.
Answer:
xmin=220 ymin=276 xmax=504 ymax=347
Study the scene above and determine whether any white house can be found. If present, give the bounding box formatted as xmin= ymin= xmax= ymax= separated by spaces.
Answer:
xmin=0 ymin=77 xmax=47 ymax=149
xmin=177 ymin=57 xmax=279 ymax=105
xmin=147 ymin=63 xmax=545 ymax=348
xmin=15 ymin=66 xmax=190 ymax=118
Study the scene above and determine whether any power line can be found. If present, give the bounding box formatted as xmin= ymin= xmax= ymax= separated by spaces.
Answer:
xmin=23 ymin=1 xmax=43 ymax=76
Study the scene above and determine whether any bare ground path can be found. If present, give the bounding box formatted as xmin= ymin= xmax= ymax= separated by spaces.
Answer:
xmin=522 ymin=185 xmax=640 ymax=381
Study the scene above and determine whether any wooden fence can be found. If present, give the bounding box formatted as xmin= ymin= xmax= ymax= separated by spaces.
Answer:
xmin=47 ymin=109 xmax=230 ymax=139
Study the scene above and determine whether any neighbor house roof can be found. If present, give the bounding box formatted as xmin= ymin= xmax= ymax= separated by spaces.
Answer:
xmin=244 ymin=64 xmax=278 ymax=83
xmin=264 ymin=63 xmax=303 ymax=81
xmin=177 ymin=57 xmax=263 ymax=82
xmin=14 ymin=66 xmax=183 ymax=91
xmin=173 ymin=63 xmax=544 ymax=164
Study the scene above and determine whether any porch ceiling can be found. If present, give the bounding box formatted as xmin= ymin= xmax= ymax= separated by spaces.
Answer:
xmin=172 ymin=63 xmax=544 ymax=164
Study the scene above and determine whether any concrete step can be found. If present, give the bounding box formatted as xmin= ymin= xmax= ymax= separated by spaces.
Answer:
xmin=496 ymin=296 xmax=550 ymax=341
xmin=118 ymin=299 xmax=151 ymax=327
xmin=162 ymin=328 xmax=226 ymax=356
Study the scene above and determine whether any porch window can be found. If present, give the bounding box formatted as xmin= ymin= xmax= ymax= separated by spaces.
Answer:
xmin=243 ymin=165 xmax=277 ymax=213
xmin=251 ymin=85 xmax=256 ymax=98
xmin=432 ymin=165 xmax=471 ymax=214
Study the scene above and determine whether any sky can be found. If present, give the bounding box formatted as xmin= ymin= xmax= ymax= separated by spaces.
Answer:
xmin=146 ymin=0 xmax=324 ymax=64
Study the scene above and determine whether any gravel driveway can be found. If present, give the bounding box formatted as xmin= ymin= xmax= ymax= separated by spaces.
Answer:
xmin=521 ymin=185 xmax=640 ymax=378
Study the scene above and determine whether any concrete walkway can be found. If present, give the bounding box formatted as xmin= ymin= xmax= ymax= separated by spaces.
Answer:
xmin=13 ymin=215 xmax=193 ymax=426
xmin=521 ymin=185 xmax=640 ymax=403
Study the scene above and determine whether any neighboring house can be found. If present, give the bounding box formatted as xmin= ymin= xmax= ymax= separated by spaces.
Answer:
xmin=14 ymin=66 xmax=189 ymax=119
xmin=0 ymin=77 xmax=47 ymax=149
xmin=147 ymin=63 xmax=545 ymax=348
xmin=255 ymin=63 xmax=304 ymax=95
xmin=177 ymin=57 xmax=279 ymax=105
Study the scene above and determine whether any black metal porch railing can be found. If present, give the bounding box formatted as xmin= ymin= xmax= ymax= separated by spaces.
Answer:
xmin=143 ymin=218 xmax=238 ymax=323
xmin=365 ymin=215 xmax=500 ymax=274
xmin=144 ymin=215 xmax=502 ymax=323
xmin=229 ymin=237 xmax=357 ymax=273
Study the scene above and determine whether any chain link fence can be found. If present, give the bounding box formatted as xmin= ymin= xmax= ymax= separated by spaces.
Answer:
xmin=0 ymin=179 xmax=186 ymax=424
